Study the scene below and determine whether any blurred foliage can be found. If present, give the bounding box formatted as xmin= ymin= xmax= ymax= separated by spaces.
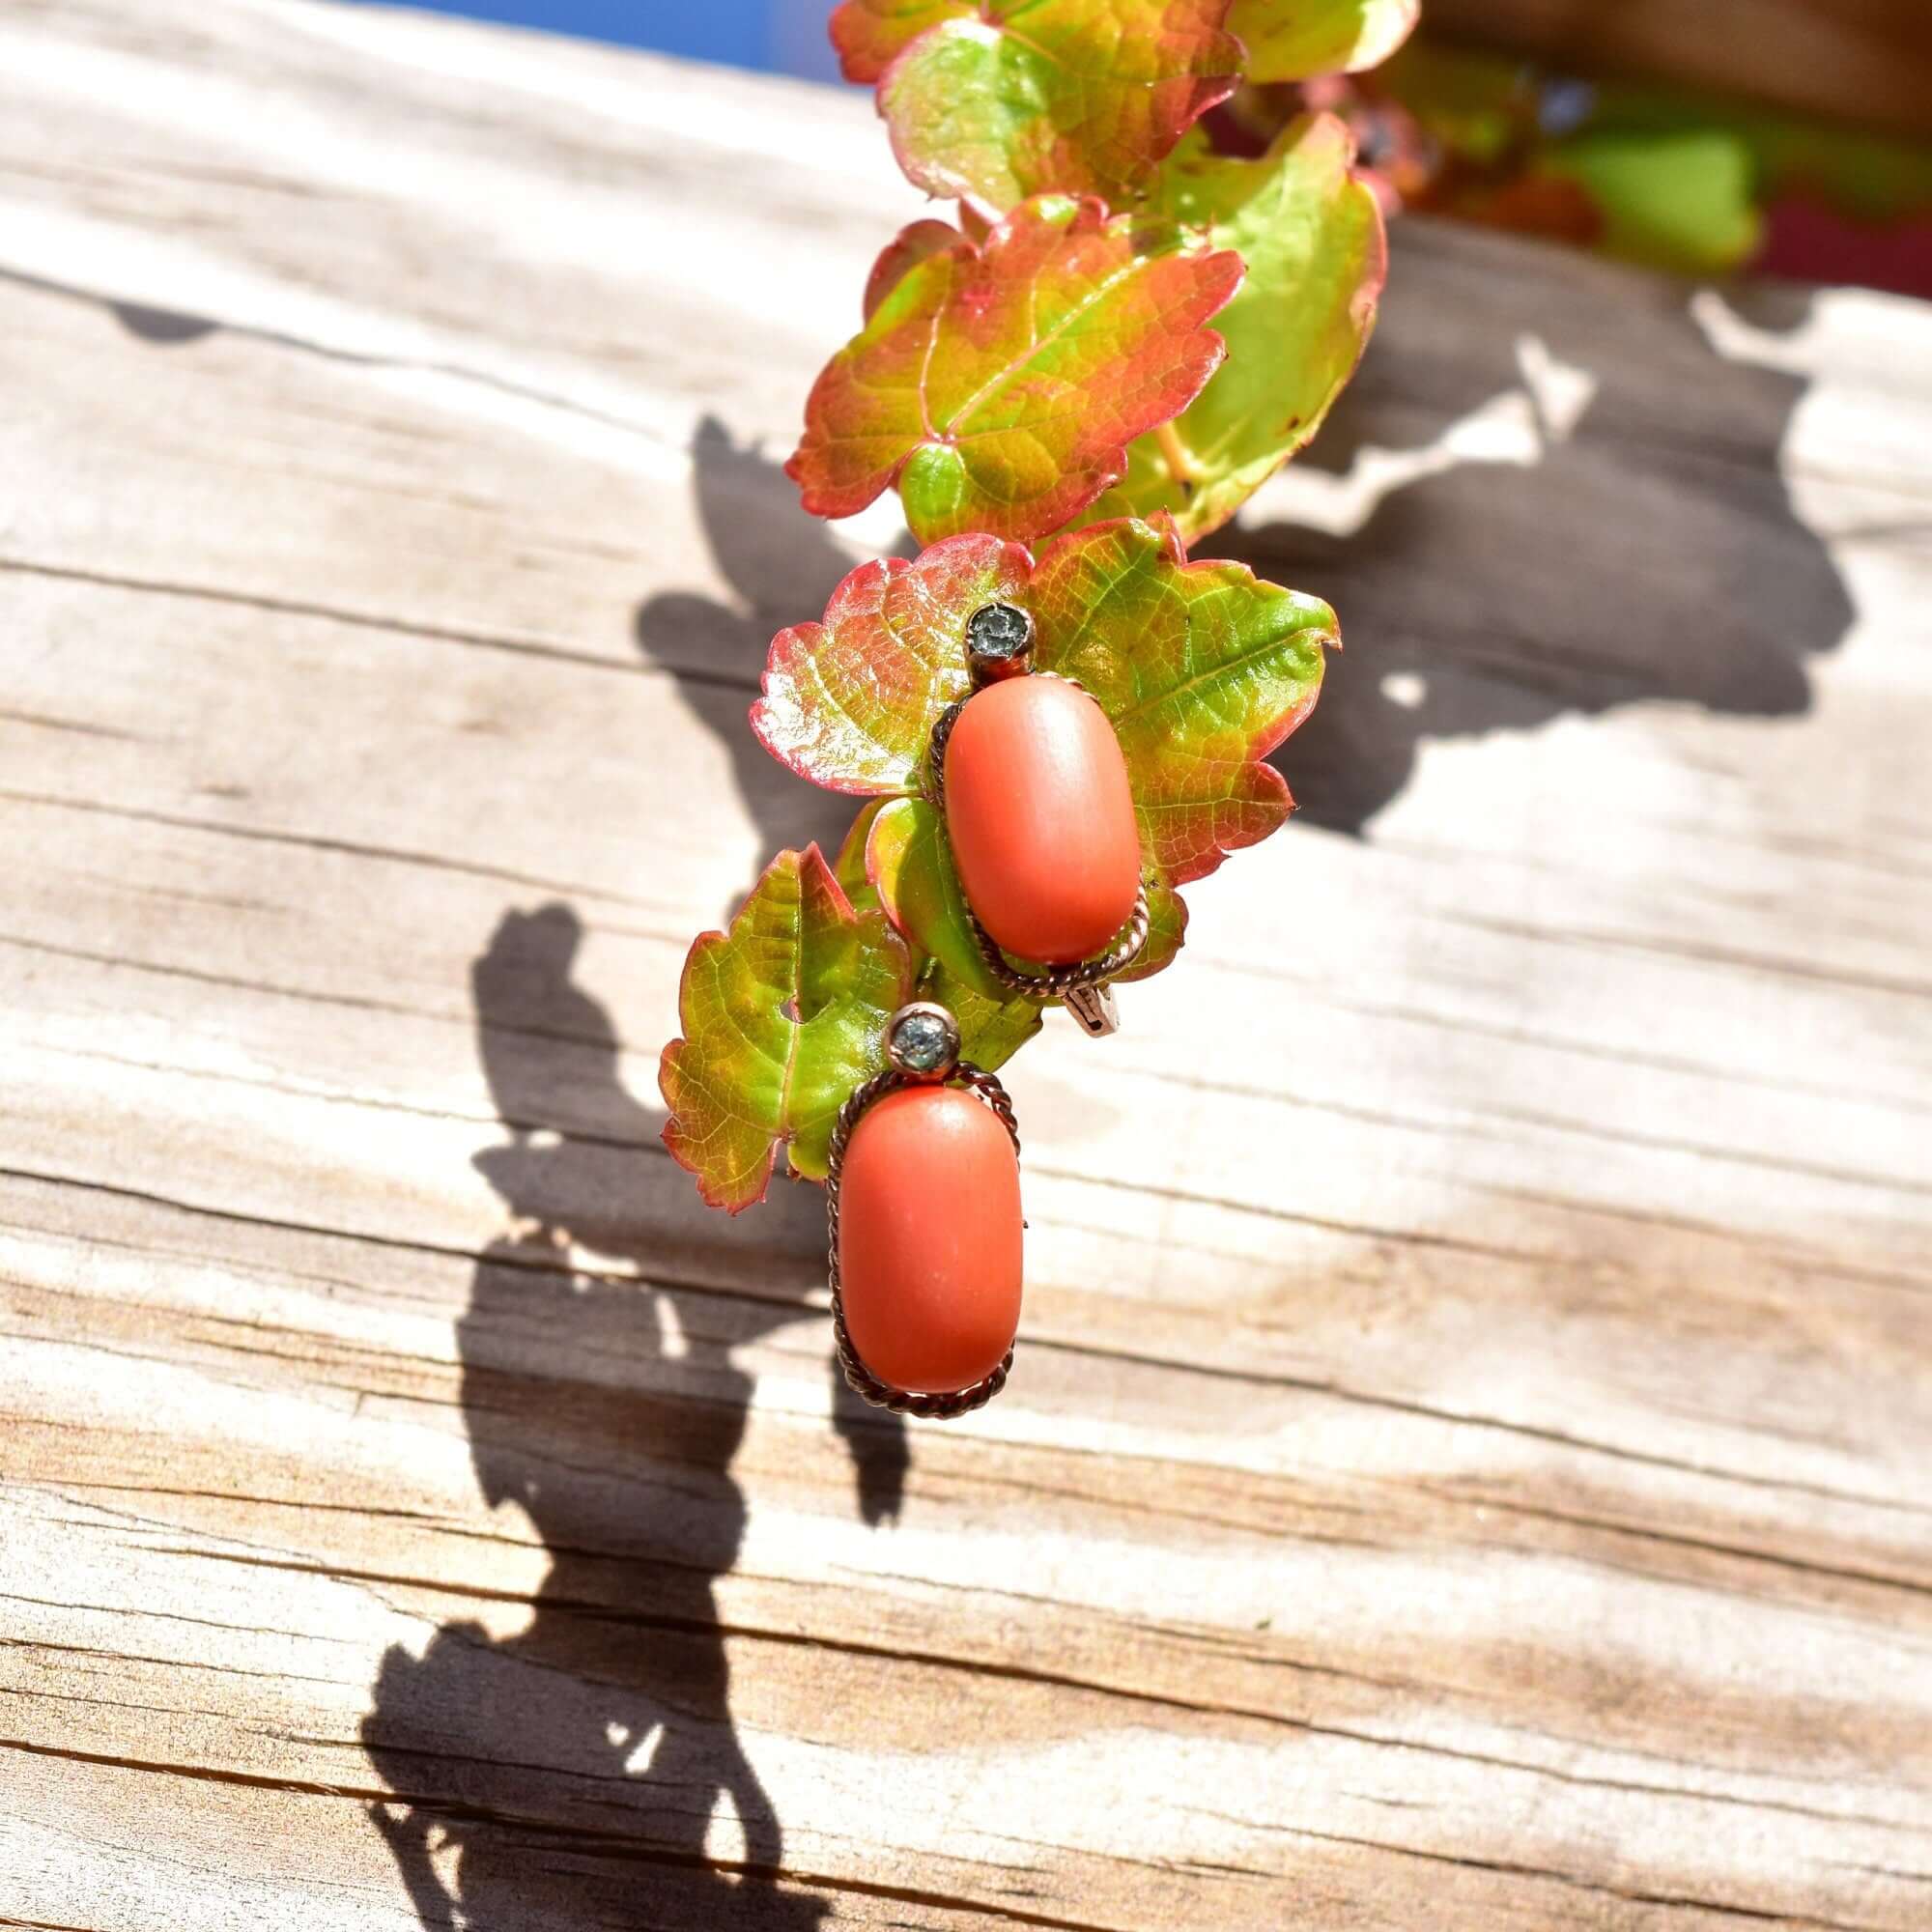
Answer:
xmin=1224 ymin=38 xmax=1932 ymax=287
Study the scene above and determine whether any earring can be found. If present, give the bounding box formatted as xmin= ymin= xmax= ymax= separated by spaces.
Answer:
xmin=927 ymin=601 xmax=1151 ymax=1037
xmin=827 ymin=1001 xmax=1024 ymax=1417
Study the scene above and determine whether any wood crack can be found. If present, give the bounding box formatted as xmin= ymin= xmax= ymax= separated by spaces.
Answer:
xmin=0 ymin=784 xmax=667 ymax=915
xmin=0 ymin=1736 xmax=1121 ymax=1930
xmin=57 ymin=1550 xmax=1921 ymax=1841
xmin=1265 ymin=1821 xmax=1893 ymax=1930
xmin=0 ymin=263 xmax=688 ymax=468
xmin=0 ymin=553 xmax=762 ymax=696
xmin=6 ymin=1158 xmax=1923 ymax=1527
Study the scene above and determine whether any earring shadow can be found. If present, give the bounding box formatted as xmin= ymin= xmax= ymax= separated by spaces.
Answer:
xmin=361 ymin=413 xmax=913 ymax=1927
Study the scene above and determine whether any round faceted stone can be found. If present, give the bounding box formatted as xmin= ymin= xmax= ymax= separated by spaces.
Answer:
xmin=964 ymin=601 xmax=1033 ymax=667
xmin=888 ymin=1006 xmax=958 ymax=1077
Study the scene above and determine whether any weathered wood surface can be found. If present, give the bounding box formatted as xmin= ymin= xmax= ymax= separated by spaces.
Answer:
xmin=3 ymin=3 xmax=1930 ymax=1928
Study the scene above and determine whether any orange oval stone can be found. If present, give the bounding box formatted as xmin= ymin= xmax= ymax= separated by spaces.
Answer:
xmin=838 ymin=1085 xmax=1023 ymax=1395
xmin=944 ymin=675 xmax=1141 ymax=965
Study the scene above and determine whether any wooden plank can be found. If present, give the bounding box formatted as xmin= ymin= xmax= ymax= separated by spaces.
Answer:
xmin=1 ymin=3 xmax=1929 ymax=1928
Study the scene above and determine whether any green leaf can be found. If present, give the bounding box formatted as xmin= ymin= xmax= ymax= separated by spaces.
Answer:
xmin=835 ymin=796 xmax=1046 ymax=1062
xmin=830 ymin=0 xmax=966 ymax=81
xmin=833 ymin=796 xmax=891 ymax=906
xmin=834 ymin=0 xmax=1241 ymax=213
xmin=1094 ymin=115 xmax=1386 ymax=543
xmin=1230 ymin=0 xmax=1418 ymax=82
xmin=866 ymin=794 xmax=1005 ymax=1000
xmin=1540 ymin=129 xmax=1762 ymax=275
xmin=834 ymin=797 xmax=1044 ymax=1063
xmin=753 ymin=533 xmax=1032 ymax=795
xmin=660 ymin=845 xmax=913 ymax=1210
xmin=1032 ymin=518 xmax=1333 ymax=883
xmin=788 ymin=197 xmax=1242 ymax=546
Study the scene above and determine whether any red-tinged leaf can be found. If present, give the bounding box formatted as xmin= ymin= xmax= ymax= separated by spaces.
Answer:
xmin=660 ymin=845 xmax=913 ymax=1211
xmin=1229 ymin=0 xmax=1419 ymax=81
xmin=1031 ymin=518 xmax=1333 ymax=882
xmin=863 ymin=216 xmax=959 ymax=321
xmin=788 ymin=197 xmax=1242 ymax=546
xmin=752 ymin=533 xmax=1031 ymax=795
xmin=830 ymin=0 xmax=967 ymax=83
xmin=870 ymin=3 xmax=1242 ymax=213
xmin=1090 ymin=116 xmax=1386 ymax=542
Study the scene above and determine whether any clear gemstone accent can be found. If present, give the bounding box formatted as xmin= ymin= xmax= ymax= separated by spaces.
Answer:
xmin=965 ymin=602 xmax=1032 ymax=663
xmin=891 ymin=1010 xmax=953 ymax=1073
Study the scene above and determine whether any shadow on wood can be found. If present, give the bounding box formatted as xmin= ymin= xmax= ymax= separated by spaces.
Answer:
xmin=1244 ymin=282 xmax=1854 ymax=832
xmin=634 ymin=414 xmax=904 ymax=897
xmin=359 ymin=913 xmax=906 ymax=1912
xmin=633 ymin=331 xmax=1852 ymax=853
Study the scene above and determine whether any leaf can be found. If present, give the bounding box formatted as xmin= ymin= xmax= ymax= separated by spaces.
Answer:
xmin=836 ymin=795 xmax=1044 ymax=1063
xmin=1032 ymin=518 xmax=1333 ymax=882
xmin=1093 ymin=116 xmax=1386 ymax=543
xmin=660 ymin=845 xmax=913 ymax=1211
xmin=753 ymin=534 xmax=1031 ymax=795
xmin=862 ymin=217 xmax=959 ymax=321
xmin=1539 ymin=129 xmax=1762 ymax=275
xmin=834 ymin=799 xmax=1042 ymax=1065
xmin=788 ymin=197 xmax=1242 ymax=546
xmin=830 ymin=0 xmax=967 ymax=82
xmin=1229 ymin=0 xmax=1418 ymax=82
xmin=843 ymin=1 xmax=1241 ymax=214
xmin=1115 ymin=880 xmax=1188 ymax=983
xmin=866 ymin=795 xmax=1004 ymax=999
xmin=833 ymin=796 xmax=890 ymax=905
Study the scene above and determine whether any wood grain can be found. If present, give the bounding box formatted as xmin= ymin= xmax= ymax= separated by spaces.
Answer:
xmin=1 ymin=3 xmax=1928 ymax=1928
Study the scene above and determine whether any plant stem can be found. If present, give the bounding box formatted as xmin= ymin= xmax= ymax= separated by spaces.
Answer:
xmin=1154 ymin=420 xmax=1199 ymax=489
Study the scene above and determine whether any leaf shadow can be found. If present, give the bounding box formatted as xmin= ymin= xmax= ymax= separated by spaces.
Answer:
xmin=634 ymin=413 xmax=912 ymax=882
xmin=1233 ymin=270 xmax=1855 ymax=832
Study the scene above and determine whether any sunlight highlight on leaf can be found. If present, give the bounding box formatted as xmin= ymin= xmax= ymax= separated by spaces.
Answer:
xmin=834 ymin=0 xmax=1241 ymax=213
xmin=1092 ymin=115 xmax=1386 ymax=543
xmin=1230 ymin=0 xmax=1419 ymax=82
xmin=788 ymin=196 xmax=1241 ymax=545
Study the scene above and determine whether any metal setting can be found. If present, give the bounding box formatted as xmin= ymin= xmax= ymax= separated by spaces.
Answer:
xmin=963 ymin=601 xmax=1035 ymax=683
xmin=824 ymin=1052 xmax=1021 ymax=1419
xmin=926 ymin=688 xmax=1151 ymax=1014
xmin=1063 ymin=983 xmax=1121 ymax=1037
xmin=884 ymin=1001 xmax=961 ymax=1081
